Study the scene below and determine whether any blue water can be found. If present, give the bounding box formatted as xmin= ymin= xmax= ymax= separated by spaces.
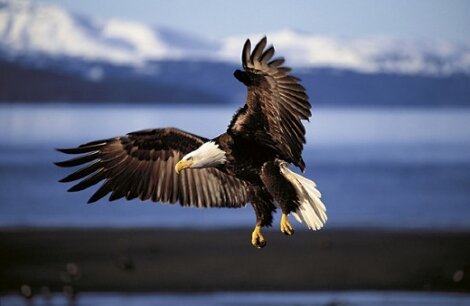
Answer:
xmin=2 ymin=291 xmax=470 ymax=306
xmin=1 ymin=104 xmax=470 ymax=230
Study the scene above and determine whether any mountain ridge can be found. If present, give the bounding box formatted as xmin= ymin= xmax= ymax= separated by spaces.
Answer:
xmin=1 ymin=0 xmax=469 ymax=106
xmin=2 ymin=56 xmax=470 ymax=106
xmin=1 ymin=0 xmax=470 ymax=76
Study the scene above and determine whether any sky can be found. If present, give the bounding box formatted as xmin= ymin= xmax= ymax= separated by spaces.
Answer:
xmin=38 ymin=0 xmax=470 ymax=44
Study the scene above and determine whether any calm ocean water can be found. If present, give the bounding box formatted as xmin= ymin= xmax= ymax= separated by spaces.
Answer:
xmin=1 ymin=103 xmax=470 ymax=230
xmin=2 ymin=291 xmax=470 ymax=306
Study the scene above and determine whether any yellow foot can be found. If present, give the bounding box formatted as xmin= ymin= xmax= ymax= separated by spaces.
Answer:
xmin=251 ymin=225 xmax=267 ymax=249
xmin=280 ymin=213 xmax=294 ymax=236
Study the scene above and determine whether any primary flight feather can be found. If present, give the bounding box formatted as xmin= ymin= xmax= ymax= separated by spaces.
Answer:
xmin=56 ymin=37 xmax=326 ymax=248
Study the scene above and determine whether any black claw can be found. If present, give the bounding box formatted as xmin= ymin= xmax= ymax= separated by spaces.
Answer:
xmin=282 ymin=229 xmax=294 ymax=236
xmin=257 ymin=240 xmax=267 ymax=248
xmin=252 ymin=238 xmax=267 ymax=249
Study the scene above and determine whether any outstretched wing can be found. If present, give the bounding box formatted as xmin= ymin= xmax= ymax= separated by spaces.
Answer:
xmin=56 ymin=128 xmax=251 ymax=207
xmin=229 ymin=37 xmax=311 ymax=171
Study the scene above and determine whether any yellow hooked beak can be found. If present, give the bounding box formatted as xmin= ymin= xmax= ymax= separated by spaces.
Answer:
xmin=175 ymin=159 xmax=194 ymax=174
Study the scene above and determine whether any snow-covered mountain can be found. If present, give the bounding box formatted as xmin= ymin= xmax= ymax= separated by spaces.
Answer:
xmin=1 ymin=0 xmax=470 ymax=106
xmin=1 ymin=0 xmax=470 ymax=76
xmin=220 ymin=32 xmax=470 ymax=76
xmin=1 ymin=0 xmax=470 ymax=75
xmin=0 ymin=0 xmax=215 ymax=65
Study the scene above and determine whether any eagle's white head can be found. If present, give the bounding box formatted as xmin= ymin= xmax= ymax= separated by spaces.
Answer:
xmin=175 ymin=141 xmax=226 ymax=174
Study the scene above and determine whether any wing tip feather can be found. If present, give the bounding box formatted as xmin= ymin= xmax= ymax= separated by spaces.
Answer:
xmin=87 ymin=198 xmax=98 ymax=204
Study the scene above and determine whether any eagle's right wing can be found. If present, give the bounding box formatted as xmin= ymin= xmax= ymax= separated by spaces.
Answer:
xmin=56 ymin=128 xmax=251 ymax=207
xmin=229 ymin=37 xmax=311 ymax=171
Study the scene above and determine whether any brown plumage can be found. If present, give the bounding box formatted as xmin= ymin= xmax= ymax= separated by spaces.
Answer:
xmin=56 ymin=128 xmax=250 ymax=207
xmin=230 ymin=37 xmax=311 ymax=171
xmin=56 ymin=37 xmax=326 ymax=248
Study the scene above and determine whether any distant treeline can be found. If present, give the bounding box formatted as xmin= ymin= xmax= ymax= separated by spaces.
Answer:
xmin=1 ymin=58 xmax=470 ymax=106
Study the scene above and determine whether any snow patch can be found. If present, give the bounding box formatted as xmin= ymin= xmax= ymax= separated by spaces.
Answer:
xmin=1 ymin=1 xmax=470 ymax=76
xmin=219 ymin=30 xmax=470 ymax=75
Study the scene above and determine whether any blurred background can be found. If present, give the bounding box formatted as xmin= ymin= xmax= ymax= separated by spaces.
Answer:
xmin=1 ymin=0 xmax=470 ymax=305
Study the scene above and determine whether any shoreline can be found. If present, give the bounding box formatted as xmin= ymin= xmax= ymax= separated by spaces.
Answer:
xmin=1 ymin=228 xmax=469 ymax=293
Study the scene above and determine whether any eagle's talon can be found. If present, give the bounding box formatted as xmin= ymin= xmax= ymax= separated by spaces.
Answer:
xmin=251 ymin=225 xmax=266 ymax=249
xmin=280 ymin=213 xmax=294 ymax=236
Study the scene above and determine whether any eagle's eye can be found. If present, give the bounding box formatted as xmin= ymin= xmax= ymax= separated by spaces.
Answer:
xmin=187 ymin=156 xmax=193 ymax=161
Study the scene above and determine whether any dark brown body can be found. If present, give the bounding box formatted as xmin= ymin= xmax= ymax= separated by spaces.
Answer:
xmin=215 ymin=133 xmax=299 ymax=227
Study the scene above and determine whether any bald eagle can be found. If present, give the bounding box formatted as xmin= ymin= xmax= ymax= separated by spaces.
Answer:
xmin=56 ymin=37 xmax=326 ymax=248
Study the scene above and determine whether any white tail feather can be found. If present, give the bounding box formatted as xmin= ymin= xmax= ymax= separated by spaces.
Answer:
xmin=279 ymin=162 xmax=327 ymax=230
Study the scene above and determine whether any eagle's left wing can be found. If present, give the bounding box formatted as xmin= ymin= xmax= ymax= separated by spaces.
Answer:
xmin=56 ymin=128 xmax=251 ymax=208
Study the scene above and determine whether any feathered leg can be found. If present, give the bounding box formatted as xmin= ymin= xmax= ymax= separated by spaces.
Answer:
xmin=260 ymin=160 xmax=299 ymax=236
xmin=250 ymin=188 xmax=276 ymax=248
